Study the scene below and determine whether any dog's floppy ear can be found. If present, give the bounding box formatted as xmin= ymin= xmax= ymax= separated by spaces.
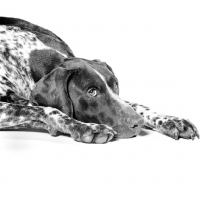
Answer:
xmin=31 ymin=66 xmax=80 ymax=116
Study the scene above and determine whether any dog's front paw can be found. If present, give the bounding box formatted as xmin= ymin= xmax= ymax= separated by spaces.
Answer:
xmin=44 ymin=109 xmax=117 ymax=143
xmin=157 ymin=118 xmax=199 ymax=140
xmin=71 ymin=123 xmax=117 ymax=144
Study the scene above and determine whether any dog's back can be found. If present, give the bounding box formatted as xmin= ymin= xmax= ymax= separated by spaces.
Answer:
xmin=0 ymin=17 xmax=74 ymax=101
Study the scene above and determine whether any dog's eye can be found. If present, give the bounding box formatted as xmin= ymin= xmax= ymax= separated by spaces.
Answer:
xmin=114 ymin=82 xmax=118 ymax=90
xmin=87 ymin=87 xmax=98 ymax=97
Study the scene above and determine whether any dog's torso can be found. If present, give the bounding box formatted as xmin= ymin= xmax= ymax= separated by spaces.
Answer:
xmin=0 ymin=25 xmax=69 ymax=103
xmin=0 ymin=17 xmax=198 ymax=142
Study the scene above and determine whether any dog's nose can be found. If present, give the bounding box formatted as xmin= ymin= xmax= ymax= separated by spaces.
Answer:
xmin=125 ymin=116 xmax=144 ymax=129
xmin=114 ymin=116 xmax=144 ymax=138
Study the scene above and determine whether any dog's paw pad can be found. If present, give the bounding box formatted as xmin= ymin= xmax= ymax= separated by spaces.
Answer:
xmin=81 ymin=130 xmax=94 ymax=143
xmin=91 ymin=124 xmax=117 ymax=144
xmin=94 ymin=132 xmax=109 ymax=144
xmin=76 ymin=123 xmax=116 ymax=144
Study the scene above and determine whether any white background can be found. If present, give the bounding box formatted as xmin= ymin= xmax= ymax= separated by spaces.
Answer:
xmin=0 ymin=0 xmax=200 ymax=199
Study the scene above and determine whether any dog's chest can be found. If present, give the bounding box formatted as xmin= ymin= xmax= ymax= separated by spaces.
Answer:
xmin=0 ymin=25 xmax=51 ymax=99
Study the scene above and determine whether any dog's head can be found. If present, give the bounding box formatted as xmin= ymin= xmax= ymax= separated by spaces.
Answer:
xmin=31 ymin=58 xmax=144 ymax=138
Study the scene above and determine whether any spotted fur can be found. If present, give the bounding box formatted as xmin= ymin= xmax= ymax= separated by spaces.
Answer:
xmin=0 ymin=102 xmax=116 ymax=143
xmin=0 ymin=17 xmax=198 ymax=143
xmin=0 ymin=26 xmax=48 ymax=98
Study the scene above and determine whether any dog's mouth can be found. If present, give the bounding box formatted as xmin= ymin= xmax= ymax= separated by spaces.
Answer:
xmin=130 ymin=124 xmax=138 ymax=129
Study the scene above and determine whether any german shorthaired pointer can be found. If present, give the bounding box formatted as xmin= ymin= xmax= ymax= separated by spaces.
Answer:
xmin=0 ymin=17 xmax=198 ymax=143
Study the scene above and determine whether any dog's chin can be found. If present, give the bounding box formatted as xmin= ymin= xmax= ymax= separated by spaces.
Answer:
xmin=113 ymin=124 xmax=142 ymax=138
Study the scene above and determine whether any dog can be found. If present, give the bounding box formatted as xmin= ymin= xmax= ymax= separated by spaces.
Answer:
xmin=0 ymin=17 xmax=198 ymax=143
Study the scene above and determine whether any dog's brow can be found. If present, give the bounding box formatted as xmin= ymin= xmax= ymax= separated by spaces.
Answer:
xmin=92 ymin=69 xmax=109 ymax=87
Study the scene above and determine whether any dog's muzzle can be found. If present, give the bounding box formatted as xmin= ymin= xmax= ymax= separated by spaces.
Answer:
xmin=112 ymin=102 xmax=144 ymax=138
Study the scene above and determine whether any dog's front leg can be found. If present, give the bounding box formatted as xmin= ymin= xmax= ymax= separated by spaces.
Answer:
xmin=0 ymin=102 xmax=116 ymax=143
xmin=0 ymin=120 xmax=51 ymax=131
xmin=125 ymin=101 xmax=199 ymax=140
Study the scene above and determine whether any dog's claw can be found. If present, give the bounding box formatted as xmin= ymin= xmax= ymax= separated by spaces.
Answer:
xmin=186 ymin=119 xmax=199 ymax=139
xmin=107 ymin=132 xmax=115 ymax=142
xmin=48 ymin=126 xmax=58 ymax=136
xmin=174 ymin=130 xmax=179 ymax=140
xmin=191 ymin=133 xmax=195 ymax=140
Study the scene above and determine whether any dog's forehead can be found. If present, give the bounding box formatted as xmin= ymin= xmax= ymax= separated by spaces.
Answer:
xmin=82 ymin=59 xmax=118 ymax=86
xmin=65 ymin=59 xmax=104 ymax=91
xmin=65 ymin=58 xmax=118 ymax=91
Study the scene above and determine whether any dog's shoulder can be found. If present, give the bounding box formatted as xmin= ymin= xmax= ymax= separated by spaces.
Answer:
xmin=0 ymin=16 xmax=75 ymax=57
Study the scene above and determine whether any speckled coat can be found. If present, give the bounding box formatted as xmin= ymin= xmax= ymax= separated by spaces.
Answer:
xmin=0 ymin=17 xmax=198 ymax=143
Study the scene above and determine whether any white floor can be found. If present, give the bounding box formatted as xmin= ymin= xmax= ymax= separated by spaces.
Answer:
xmin=0 ymin=127 xmax=199 ymax=200
xmin=0 ymin=0 xmax=200 ymax=199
